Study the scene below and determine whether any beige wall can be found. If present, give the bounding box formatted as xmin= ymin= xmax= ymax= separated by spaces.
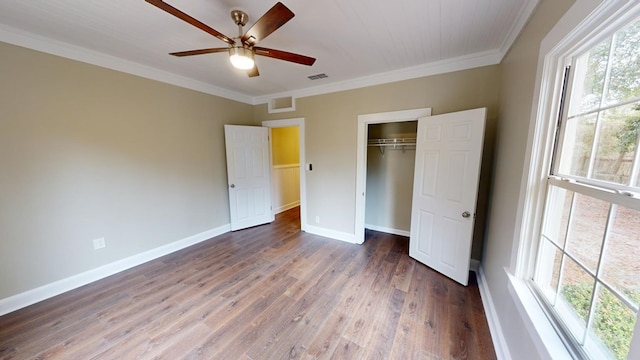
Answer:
xmin=0 ymin=12 xmax=582 ymax=359
xmin=483 ymin=0 xmax=576 ymax=358
xmin=271 ymin=126 xmax=300 ymax=166
xmin=256 ymin=66 xmax=501 ymax=259
xmin=0 ymin=42 xmax=256 ymax=299
xmin=2 ymin=5 xmax=563 ymax=320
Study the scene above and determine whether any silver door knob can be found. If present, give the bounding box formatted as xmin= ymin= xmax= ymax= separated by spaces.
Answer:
xmin=230 ymin=184 xmax=235 ymax=188
xmin=462 ymin=211 xmax=471 ymax=218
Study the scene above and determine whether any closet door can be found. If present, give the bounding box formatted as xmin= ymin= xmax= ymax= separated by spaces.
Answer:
xmin=409 ymin=108 xmax=486 ymax=286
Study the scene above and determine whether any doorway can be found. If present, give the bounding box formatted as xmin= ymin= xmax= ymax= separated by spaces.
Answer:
xmin=262 ymin=118 xmax=307 ymax=231
xmin=365 ymin=121 xmax=418 ymax=236
xmin=355 ymin=108 xmax=432 ymax=243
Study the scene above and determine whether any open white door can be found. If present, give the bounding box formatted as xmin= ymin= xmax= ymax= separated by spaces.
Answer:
xmin=224 ymin=125 xmax=274 ymax=231
xmin=409 ymin=108 xmax=486 ymax=286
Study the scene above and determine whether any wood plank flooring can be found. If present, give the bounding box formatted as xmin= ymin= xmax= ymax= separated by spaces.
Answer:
xmin=0 ymin=207 xmax=496 ymax=359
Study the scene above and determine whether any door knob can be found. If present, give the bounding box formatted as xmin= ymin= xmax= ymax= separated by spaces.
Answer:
xmin=462 ymin=211 xmax=471 ymax=218
xmin=230 ymin=184 xmax=235 ymax=188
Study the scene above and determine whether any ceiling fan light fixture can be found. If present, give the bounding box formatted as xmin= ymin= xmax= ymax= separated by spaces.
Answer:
xmin=229 ymin=46 xmax=255 ymax=70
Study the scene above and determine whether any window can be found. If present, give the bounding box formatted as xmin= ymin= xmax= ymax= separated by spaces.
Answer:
xmin=532 ymin=14 xmax=640 ymax=360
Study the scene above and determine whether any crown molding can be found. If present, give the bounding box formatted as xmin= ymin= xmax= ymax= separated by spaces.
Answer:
xmin=252 ymin=49 xmax=504 ymax=105
xmin=498 ymin=0 xmax=541 ymax=57
xmin=257 ymin=0 xmax=540 ymax=105
xmin=1 ymin=14 xmax=528 ymax=107
xmin=0 ymin=24 xmax=254 ymax=105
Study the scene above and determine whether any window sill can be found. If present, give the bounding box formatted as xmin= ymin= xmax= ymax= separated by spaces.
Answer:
xmin=506 ymin=270 xmax=573 ymax=360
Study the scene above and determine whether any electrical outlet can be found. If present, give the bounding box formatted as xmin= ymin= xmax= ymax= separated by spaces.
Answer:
xmin=93 ymin=237 xmax=106 ymax=250
xmin=315 ymin=216 xmax=320 ymax=224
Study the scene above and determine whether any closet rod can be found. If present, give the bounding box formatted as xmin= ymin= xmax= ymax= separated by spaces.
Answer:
xmin=367 ymin=138 xmax=416 ymax=146
xmin=367 ymin=143 xmax=417 ymax=147
xmin=368 ymin=138 xmax=416 ymax=155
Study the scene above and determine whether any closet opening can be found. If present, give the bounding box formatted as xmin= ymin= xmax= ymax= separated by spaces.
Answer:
xmin=365 ymin=121 xmax=417 ymax=238
xmin=354 ymin=107 xmax=431 ymax=244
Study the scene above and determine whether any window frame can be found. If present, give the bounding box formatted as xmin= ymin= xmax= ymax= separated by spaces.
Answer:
xmin=552 ymin=36 xmax=640 ymax=193
xmin=531 ymin=179 xmax=640 ymax=358
xmin=515 ymin=0 xmax=640 ymax=359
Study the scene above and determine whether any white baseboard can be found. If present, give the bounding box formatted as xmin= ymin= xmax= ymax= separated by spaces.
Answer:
xmin=364 ymin=224 xmax=410 ymax=237
xmin=274 ymin=201 xmax=300 ymax=214
xmin=0 ymin=224 xmax=231 ymax=316
xmin=304 ymin=224 xmax=358 ymax=244
xmin=476 ymin=265 xmax=511 ymax=360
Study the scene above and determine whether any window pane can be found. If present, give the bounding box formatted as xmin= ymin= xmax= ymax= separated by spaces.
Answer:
xmin=568 ymin=38 xmax=611 ymax=116
xmin=592 ymin=103 xmax=640 ymax=185
xmin=559 ymin=256 xmax=595 ymax=340
xmin=558 ymin=113 xmax=597 ymax=177
xmin=538 ymin=12 xmax=640 ymax=360
xmin=604 ymin=18 xmax=640 ymax=106
xmin=600 ymin=205 xmax=640 ymax=309
xmin=588 ymin=284 xmax=636 ymax=360
xmin=565 ymin=193 xmax=609 ymax=272
xmin=535 ymin=239 xmax=563 ymax=305
xmin=541 ymin=186 xmax=573 ymax=248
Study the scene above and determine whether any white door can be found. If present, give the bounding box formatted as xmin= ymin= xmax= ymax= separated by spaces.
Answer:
xmin=409 ymin=108 xmax=486 ymax=286
xmin=224 ymin=125 xmax=274 ymax=231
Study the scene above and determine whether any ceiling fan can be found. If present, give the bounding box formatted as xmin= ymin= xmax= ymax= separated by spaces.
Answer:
xmin=145 ymin=0 xmax=316 ymax=77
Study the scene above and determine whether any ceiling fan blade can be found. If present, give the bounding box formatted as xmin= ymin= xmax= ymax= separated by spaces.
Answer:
xmin=254 ymin=47 xmax=316 ymax=66
xmin=241 ymin=2 xmax=294 ymax=46
xmin=170 ymin=48 xmax=229 ymax=57
xmin=145 ymin=0 xmax=234 ymax=45
xmin=247 ymin=65 xmax=260 ymax=77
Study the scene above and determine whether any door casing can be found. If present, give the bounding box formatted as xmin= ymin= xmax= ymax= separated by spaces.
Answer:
xmin=355 ymin=108 xmax=432 ymax=244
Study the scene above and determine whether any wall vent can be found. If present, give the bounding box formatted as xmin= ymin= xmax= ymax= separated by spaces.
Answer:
xmin=308 ymin=73 xmax=328 ymax=80
xmin=268 ymin=96 xmax=296 ymax=113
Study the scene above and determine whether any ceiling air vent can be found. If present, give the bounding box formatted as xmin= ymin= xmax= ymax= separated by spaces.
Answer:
xmin=308 ymin=73 xmax=328 ymax=80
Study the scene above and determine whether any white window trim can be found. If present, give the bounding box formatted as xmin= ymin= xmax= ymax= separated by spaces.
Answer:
xmin=512 ymin=0 xmax=640 ymax=358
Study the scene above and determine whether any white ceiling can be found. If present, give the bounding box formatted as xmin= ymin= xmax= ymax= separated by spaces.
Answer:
xmin=0 ymin=0 xmax=538 ymax=104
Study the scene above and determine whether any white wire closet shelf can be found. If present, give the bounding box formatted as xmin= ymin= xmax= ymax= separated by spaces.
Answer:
xmin=367 ymin=138 xmax=416 ymax=154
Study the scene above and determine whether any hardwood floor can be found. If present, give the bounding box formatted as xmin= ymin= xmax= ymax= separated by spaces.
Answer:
xmin=0 ymin=207 xmax=496 ymax=359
